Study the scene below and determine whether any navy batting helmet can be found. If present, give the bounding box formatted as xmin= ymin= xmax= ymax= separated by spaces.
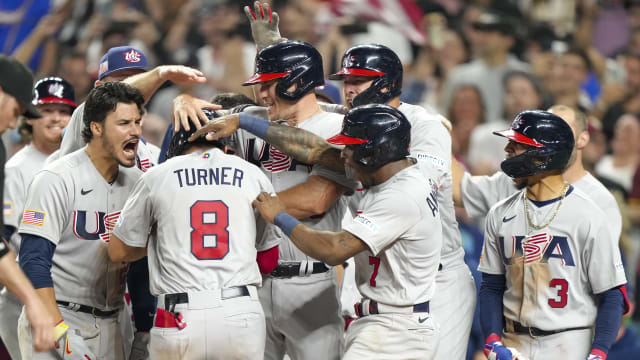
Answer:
xmin=166 ymin=109 xmax=230 ymax=159
xmin=327 ymin=104 xmax=410 ymax=168
xmin=32 ymin=77 xmax=76 ymax=109
xmin=494 ymin=110 xmax=574 ymax=178
xmin=329 ymin=44 xmax=402 ymax=107
xmin=243 ymin=40 xmax=324 ymax=101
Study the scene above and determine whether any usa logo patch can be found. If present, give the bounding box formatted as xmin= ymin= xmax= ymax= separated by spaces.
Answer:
xmin=123 ymin=49 xmax=142 ymax=63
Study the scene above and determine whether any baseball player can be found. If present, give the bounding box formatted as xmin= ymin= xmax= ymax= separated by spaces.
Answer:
xmin=251 ymin=104 xmax=442 ymax=359
xmin=179 ymin=40 xmax=352 ymax=360
xmin=478 ymin=110 xmax=628 ymax=360
xmin=108 ymin=109 xmax=282 ymax=359
xmin=1 ymin=77 xmax=76 ymax=360
xmin=51 ymin=46 xmax=207 ymax=357
xmin=0 ymin=54 xmax=56 ymax=353
xmin=452 ymin=105 xmax=622 ymax=244
xmin=17 ymin=82 xmax=145 ymax=359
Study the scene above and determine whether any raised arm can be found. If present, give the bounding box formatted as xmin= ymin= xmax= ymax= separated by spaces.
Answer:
xmin=244 ymin=1 xmax=286 ymax=50
xmin=190 ymin=113 xmax=345 ymax=173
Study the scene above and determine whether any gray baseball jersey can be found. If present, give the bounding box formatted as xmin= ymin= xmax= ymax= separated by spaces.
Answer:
xmin=113 ymin=147 xmax=282 ymax=295
xmin=233 ymin=107 xmax=355 ymax=261
xmin=478 ymin=186 xmax=627 ymax=329
xmin=461 ymin=171 xmax=623 ymax=242
xmin=52 ymin=102 xmax=158 ymax=172
xmin=18 ymin=148 xmax=141 ymax=310
xmin=342 ymin=162 xmax=442 ymax=306
xmin=3 ymin=145 xmax=49 ymax=250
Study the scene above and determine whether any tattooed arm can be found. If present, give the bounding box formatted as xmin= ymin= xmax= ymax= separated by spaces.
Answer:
xmin=264 ymin=123 xmax=345 ymax=173
xmin=190 ymin=113 xmax=345 ymax=173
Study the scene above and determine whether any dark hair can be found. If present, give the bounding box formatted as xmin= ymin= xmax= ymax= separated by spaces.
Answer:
xmin=82 ymin=82 xmax=145 ymax=143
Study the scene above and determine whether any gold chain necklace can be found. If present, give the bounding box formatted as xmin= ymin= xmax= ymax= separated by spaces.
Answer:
xmin=523 ymin=182 xmax=570 ymax=231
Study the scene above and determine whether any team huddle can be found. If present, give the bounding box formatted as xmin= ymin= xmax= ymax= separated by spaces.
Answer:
xmin=0 ymin=2 xmax=630 ymax=360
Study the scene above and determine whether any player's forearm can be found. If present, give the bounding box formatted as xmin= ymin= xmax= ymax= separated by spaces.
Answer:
xmin=278 ymin=177 xmax=346 ymax=219
xmin=237 ymin=113 xmax=344 ymax=172
xmin=265 ymin=123 xmax=345 ymax=173
xmin=288 ymin=225 xmax=351 ymax=266
xmin=591 ymin=287 xmax=625 ymax=355
xmin=108 ymin=235 xmax=147 ymax=263
xmin=35 ymin=287 xmax=63 ymax=323
xmin=123 ymin=67 xmax=163 ymax=103
xmin=451 ymin=156 xmax=465 ymax=207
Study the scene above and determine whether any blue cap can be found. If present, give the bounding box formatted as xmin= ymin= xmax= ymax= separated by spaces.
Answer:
xmin=315 ymin=81 xmax=342 ymax=104
xmin=98 ymin=46 xmax=148 ymax=80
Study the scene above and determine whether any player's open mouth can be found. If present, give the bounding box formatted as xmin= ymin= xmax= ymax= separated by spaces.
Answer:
xmin=123 ymin=140 xmax=138 ymax=157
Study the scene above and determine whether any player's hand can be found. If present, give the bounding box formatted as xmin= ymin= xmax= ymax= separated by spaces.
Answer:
xmin=54 ymin=328 xmax=96 ymax=359
xmin=24 ymin=297 xmax=56 ymax=352
xmin=172 ymin=94 xmax=222 ymax=132
xmin=188 ymin=113 xmax=240 ymax=142
xmin=252 ymin=192 xmax=287 ymax=224
xmin=244 ymin=1 xmax=286 ymax=50
xmin=484 ymin=340 xmax=513 ymax=360
xmin=129 ymin=332 xmax=150 ymax=360
xmin=157 ymin=65 xmax=206 ymax=85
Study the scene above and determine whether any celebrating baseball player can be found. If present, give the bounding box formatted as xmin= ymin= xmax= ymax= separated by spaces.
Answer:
xmin=251 ymin=104 xmax=442 ymax=359
xmin=107 ymin=109 xmax=282 ymax=359
xmin=1 ymin=77 xmax=75 ymax=360
xmin=17 ymin=82 xmax=145 ymax=359
xmin=478 ymin=110 xmax=628 ymax=360
xmin=453 ymin=105 xmax=622 ymax=244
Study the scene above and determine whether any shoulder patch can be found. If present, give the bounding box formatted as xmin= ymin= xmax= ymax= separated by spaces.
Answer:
xmin=3 ymin=202 xmax=12 ymax=217
xmin=22 ymin=210 xmax=46 ymax=226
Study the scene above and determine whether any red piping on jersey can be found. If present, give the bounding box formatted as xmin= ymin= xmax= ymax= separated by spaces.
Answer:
xmin=257 ymin=245 xmax=279 ymax=274
xmin=620 ymin=284 xmax=631 ymax=315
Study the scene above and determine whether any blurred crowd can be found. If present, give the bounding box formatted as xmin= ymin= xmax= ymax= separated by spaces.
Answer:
xmin=4 ymin=0 xmax=640 ymax=358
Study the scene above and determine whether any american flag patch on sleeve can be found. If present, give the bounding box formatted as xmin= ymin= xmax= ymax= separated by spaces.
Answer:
xmin=3 ymin=202 xmax=12 ymax=217
xmin=22 ymin=210 xmax=46 ymax=226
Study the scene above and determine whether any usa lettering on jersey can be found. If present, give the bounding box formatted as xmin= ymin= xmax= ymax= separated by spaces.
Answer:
xmin=72 ymin=210 xmax=121 ymax=242
xmin=498 ymin=233 xmax=575 ymax=266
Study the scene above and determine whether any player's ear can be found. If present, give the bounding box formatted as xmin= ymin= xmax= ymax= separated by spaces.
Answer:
xmin=576 ymin=130 xmax=589 ymax=150
xmin=90 ymin=121 xmax=103 ymax=138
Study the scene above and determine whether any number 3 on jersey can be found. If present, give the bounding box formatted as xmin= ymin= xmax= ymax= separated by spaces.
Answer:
xmin=190 ymin=200 xmax=229 ymax=260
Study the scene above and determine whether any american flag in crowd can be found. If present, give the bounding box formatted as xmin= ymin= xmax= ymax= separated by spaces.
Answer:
xmin=329 ymin=0 xmax=426 ymax=44
xmin=522 ymin=233 xmax=551 ymax=264
xmin=262 ymin=145 xmax=292 ymax=173
xmin=22 ymin=210 xmax=45 ymax=226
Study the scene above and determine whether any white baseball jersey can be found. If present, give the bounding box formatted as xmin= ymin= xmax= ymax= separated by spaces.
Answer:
xmin=342 ymin=162 xmax=442 ymax=306
xmin=18 ymin=148 xmax=141 ymax=310
xmin=233 ymin=107 xmax=356 ymax=261
xmin=51 ymin=102 xmax=158 ymax=172
xmin=113 ymin=147 xmax=282 ymax=295
xmin=478 ymin=186 xmax=627 ymax=329
xmin=461 ymin=171 xmax=623 ymax=242
xmin=3 ymin=145 xmax=49 ymax=250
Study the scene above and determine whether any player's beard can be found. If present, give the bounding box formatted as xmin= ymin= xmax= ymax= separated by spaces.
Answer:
xmin=103 ymin=134 xmax=138 ymax=168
